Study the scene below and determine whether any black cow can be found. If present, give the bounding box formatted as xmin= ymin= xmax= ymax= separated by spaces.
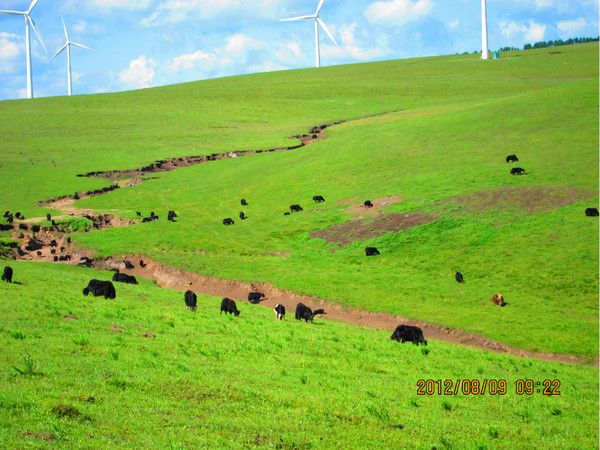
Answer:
xmin=364 ymin=200 xmax=374 ymax=208
xmin=239 ymin=211 xmax=248 ymax=221
xmin=124 ymin=260 xmax=135 ymax=270
xmin=25 ymin=239 xmax=43 ymax=251
xmin=505 ymin=154 xmax=519 ymax=163
xmin=3 ymin=211 xmax=9 ymax=218
xmin=295 ymin=303 xmax=326 ymax=322
xmin=31 ymin=225 xmax=40 ymax=233
xmin=168 ymin=210 xmax=177 ymax=222
xmin=50 ymin=240 xmax=57 ymax=247
xmin=290 ymin=204 xmax=303 ymax=212
xmin=510 ymin=167 xmax=525 ymax=175
xmin=220 ymin=297 xmax=240 ymax=316
xmin=46 ymin=213 xmax=52 ymax=221
xmin=283 ymin=212 xmax=291 ymax=216
xmin=313 ymin=195 xmax=325 ymax=203
xmin=274 ymin=304 xmax=286 ymax=320
xmin=0 ymin=224 xmax=12 ymax=231
xmin=18 ymin=224 xmax=28 ymax=230
xmin=15 ymin=212 xmax=22 ymax=219
xmin=112 ymin=272 xmax=138 ymax=284
xmin=585 ymin=208 xmax=599 ymax=217
xmin=2 ymin=266 xmax=13 ymax=283
xmin=82 ymin=279 xmax=116 ymax=299
xmin=248 ymin=291 xmax=266 ymax=304
xmin=455 ymin=272 xmax=464 ymax=283
xmin=142 ymin=217 xmax=152 ymax=223
xmin=6 ymin=215 xmax=13 ymax=224
xmin=391 ymin=325 xmax=427 ymax=346
xmin=184 ymin=290 xmax=197 ymax=311
xmin=241 ymin=199 xmax=248 ymax=206
xmin=136 ymin=211 xmax=142 ymax=217
xmin=223 ymin=218 xmax=235 ymax=225
xmin=365 ymin=247 xmax=380 ymax=256
xmin=139 ymin=260 xmax=147 ymax=268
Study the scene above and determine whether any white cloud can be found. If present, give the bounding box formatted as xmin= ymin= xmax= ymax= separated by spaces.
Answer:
xmin=87 ymin=0 xmax=152 ymax=10
xmin=248 ymin=61 xmax=288 ymax=73
xmin=556 ymin=17 xmax=588 ymax=36
xmin=321 ymin=23 xmax=388 ymax=61
xmin=0 ymin=32 xmax=23 ymax=74
xmin=224 ymin=33 xmax=260 ymax=55
xmin=118 ymin=55 xmax=157 ymax=88
xmin=364 ymin=0 xmax=433 ymax=25
xmin=168 ymin=49 xmax=230 ymax=73
xmin=72 ymin=20 xmax=104 ymax=35
xmin=500 ymin=20 xmax=546 ymax=43
xmin=447 ymin=18 xmax=460 ymax=30
xmin=276 ymin=41 xmax=302 ymax=62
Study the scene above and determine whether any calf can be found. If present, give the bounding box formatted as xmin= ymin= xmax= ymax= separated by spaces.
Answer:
xmin=247 ymin=291 xmax=266 ymax=304
xmin=239 ymin=211 xmax=247 ymax=220
xmin=112 ymin=272 xmax=138 ymax=284
xmin=274 ymin=304 xmax=286 ymax=320
xmin=505 ymin=154 xmax=519 ymax=163
xmin=241 ymin=199 xmax=248 ymax=206
xmin=124 ymin=260 xmax=135 ymax=270
xmin=491 ymin=294 xmax=505 ymax=306
xmin=290 ymin=204 xmax=303 ymax=212
xmin=168 ymin=210 xmax=177 ymax=222
xmin=220 ymin=297 xmax=240 ymax=316
xmin=283 ymin=212 xmax=291 ymax=216
xmin=510 ymin=167 xmax=525 ymax=175
xmin=2 ymin=266 xmax=13 ymax=283
xmin=312 ymin=195 xmax=325 ymax=203
xmin=139 ymin=260 xmax=147 ymax=268
xmin=223 ymin=218 xmax=235 ymax=225
xmin=364 ymin=200 xmax=374 ymax=208
xmin=184 ymin=290 xmax=197 ymax=311
xmin=295 ymin=303 xmax=326 ymax=322
xmin=365 ymin=247 xmax=380 ymax=256
xmin=585 ymin=208 xmax=599 ymax=217
xmin=82 ymin=279 xmax=116 ymax=299
xmin=455 ymin=272 xmax=464 ymax=283
xmin=391 ymin=325 xmax=427 ymax=345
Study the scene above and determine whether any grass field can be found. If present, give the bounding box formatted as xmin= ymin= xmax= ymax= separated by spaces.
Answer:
xmin=0 ymin=261 xmax=597 ymax=448
xmin=0 ymin=44 xmax=597 ymax=358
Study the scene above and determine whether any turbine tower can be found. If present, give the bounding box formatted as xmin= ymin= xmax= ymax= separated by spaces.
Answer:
xmin=481 ymin=0 xmax=489 ymax=59
xmin=51 ymin=17 xmax=93 ymax=96
xmin=0 ymin=0 xmax=46 ymax=99
xmin=281 ymin=0 xmax=337 ymax=68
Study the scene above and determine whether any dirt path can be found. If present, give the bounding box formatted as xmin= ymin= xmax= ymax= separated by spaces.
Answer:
xmin=2 ymin=114 xmax=594 ymax=366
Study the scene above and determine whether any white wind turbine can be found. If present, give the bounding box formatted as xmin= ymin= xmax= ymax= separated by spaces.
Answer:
xmin=281 ymin=0 xmax=337 ymax=68
xmin=0 ymin=0 xmax=47 ymax=99
xmin=481 ymin=0 xmax=489 ymax=59
xmin=51 ymin=17 xmax=93 ymax=96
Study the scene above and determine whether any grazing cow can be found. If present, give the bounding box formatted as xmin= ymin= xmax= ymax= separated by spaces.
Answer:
xmin=283 ymin=212 xmax=291 ymax=216
xmin=364 ymin=200 xmax=374 ymax=208
xmin=168 ymin=210 xmax=177 ymax=222
xmin=2 ymin=266 xmax=13 ymax=283
xmin=365 ymin=247 xmax=380 ymax=256
xmin=455 ymin=272 xmax=464 ymax=283
xmin=391 ymin=325 xmax=427 ymax=346
xmin=112 ymin=272 xmax=138 ymax=284
xmin=491 ymin=294 xmax=505 ymax=306
xmin=0 ymin=224 xmax=12 ymax=231
xmin=290 ymin=204 xmax=303 ymax=212
xmin=220 ymin=297 xmax=240 ymax=316
xmin=82 ymin=279 xmax=116 ymax=299
xmin=585 ymin=208 xmax=599 ymax=217
xmin=6 ymin=215 xmax=13 ymax=224
xmin=50 ymin=249 xmax=56 ymax=255
xmin=58 ymin=255 xmax=71 ymax=261
xmin=53 ymin=256 xmax=58 ymax=262
xmin=139 ymin=260 xmax=147 ymax=268
xmin=66 ymin=237 xmax=71 ymax=244
xmin=46 ymin=213 xmax=52 ymax=221
xmin=136 ymin=211 xmax=142 ymax=217
xmin=505 ymin=154 xmax=519 ymax=163
xmin=25 ymin=239 xmax=43 ymax=251
xmin=30 ymin=225 xmax=40 ymax=233
xmin=223 ymin=218 xmax=235 ymax=225
xmin=124 ymin=260 xmax=135 ymax=270
xmin=241 ymin=199 xmax=248 ymax=206
xmin=312 ymin=195 xmax=325 ymax=203
xmin=142 ymin=217 xmax=152 ymax=223
xmin=15 ymin=212 xmax=22 ymax=219
xmin=239 ymin=211 xmax=247 ymax=220
xmin=295 ymin=303 xmax=326 ymax=322
xmin=274 ymin=304 xmax=286 ymax=320
xmin=36 ymin=251 xmax=42 ymax=256
xmin=150 ymin=211 xmax=156 ymax=219
xmin=247 ymin=291 xmax=266 ymax=304
xmin=50 ymin=240 xmax=57 ymax=247
xmin=3 ymin=211 xmax=9 ymax=218
xmin=184 ymin=290 xmax=197 ymax=311
xmin=510 ymin=167 xmax=525 ymax=175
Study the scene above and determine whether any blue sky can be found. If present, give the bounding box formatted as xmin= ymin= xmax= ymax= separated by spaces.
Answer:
xmin=0 ymin=0 xmax=598 ymax=100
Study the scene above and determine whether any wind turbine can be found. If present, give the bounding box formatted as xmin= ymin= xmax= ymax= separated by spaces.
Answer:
xmin=0 ymin=0 xmax=47 ymax=99
xmin=281 ymin=0 xmax=337 ymax=68
xmin=51 ymin=17 xmax=93 ymax=96
xmin=481 ymin=0 xmax=489 ymax=59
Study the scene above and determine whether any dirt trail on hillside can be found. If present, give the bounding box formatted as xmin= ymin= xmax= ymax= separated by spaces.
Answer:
xmin=3 ymin=114 xmax=594 ymax=366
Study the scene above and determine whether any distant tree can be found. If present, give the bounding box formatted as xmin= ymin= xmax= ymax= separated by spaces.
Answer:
xmin=524 ymin=43 xmax=533 ymax=50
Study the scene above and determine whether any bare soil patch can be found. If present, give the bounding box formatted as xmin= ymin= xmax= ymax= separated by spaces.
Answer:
xmin=453 ymin=186 xmax=592 ymax=214
xmin=311 ymin=212 xmax=436 ymax=246
xmin=344 ymin=195 xmax=401 ymax=215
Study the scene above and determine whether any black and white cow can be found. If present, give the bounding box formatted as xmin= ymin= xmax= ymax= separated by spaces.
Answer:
xmin=274 ymin=304 xmax=286 ymax=320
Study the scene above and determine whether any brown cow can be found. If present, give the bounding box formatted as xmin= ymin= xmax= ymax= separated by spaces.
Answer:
xmin=491 ymin=294 xmax=505 ymax=306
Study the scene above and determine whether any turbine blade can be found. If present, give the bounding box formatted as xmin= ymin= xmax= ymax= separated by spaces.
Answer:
xmin=71 ymin=42 xmax=94 ymax=51
xmin=280 ymin=15 xmax=314 ymax=22
xmin=0 ymin=10 xmax=25 ymax=15
xmin=317 ymin=18 xmax=337 ymax=46
xmin=28 ymin=0 xmax=39 ymax=14
xmin=62 ymin=15 xmax=70 ymax=41
xmin=315 ymin=0 xmax=325 ymax=15
xmin=50 ymin=43 xmax=67 ymax=61
xmin=27 ymin=15 xmax=47 ymax=53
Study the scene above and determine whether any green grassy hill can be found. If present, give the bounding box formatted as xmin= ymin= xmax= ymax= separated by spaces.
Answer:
xmin=0 ymin=261 xmax=597 ymax=448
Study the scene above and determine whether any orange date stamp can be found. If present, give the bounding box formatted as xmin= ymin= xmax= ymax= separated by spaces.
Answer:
xmin=416 ymin=379 xmax=561 ymax=396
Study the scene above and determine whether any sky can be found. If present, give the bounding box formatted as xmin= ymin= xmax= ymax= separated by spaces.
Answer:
xmin=0 ymin=0 xmax=598 ymax=100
